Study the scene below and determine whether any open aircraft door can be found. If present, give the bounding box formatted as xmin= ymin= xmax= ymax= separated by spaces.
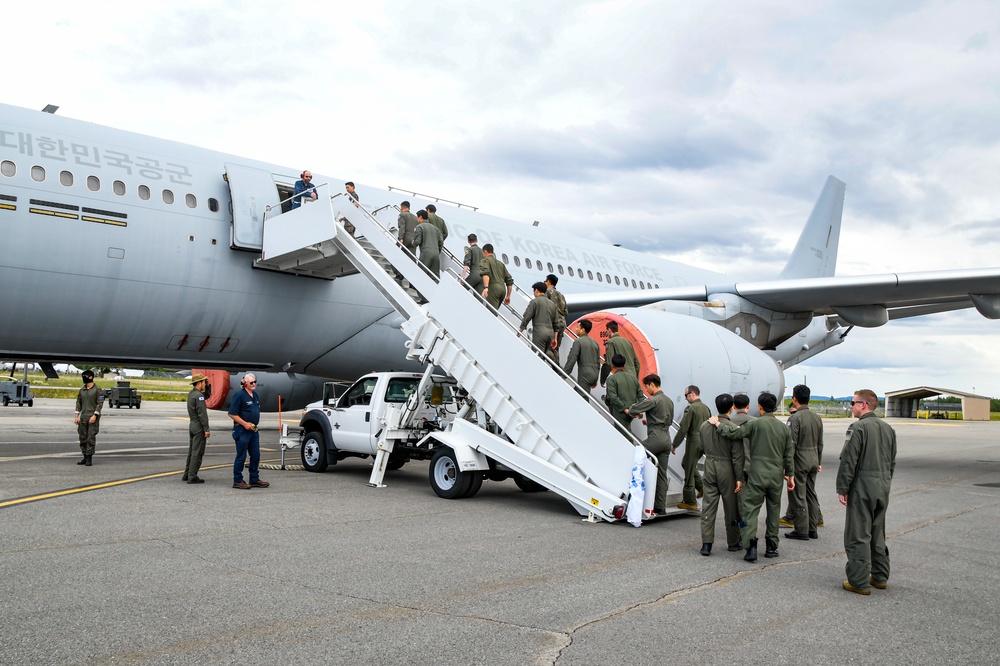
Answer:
xmin=225 ymin=163 xmax=282 ymax=251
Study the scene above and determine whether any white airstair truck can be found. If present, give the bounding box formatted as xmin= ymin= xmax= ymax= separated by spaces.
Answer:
xmin=259 ymin=186 xmax=687 ymax=522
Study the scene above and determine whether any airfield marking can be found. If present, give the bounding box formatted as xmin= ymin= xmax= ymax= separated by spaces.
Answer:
xmin=0 ymin=458 xmax=282 ymax=509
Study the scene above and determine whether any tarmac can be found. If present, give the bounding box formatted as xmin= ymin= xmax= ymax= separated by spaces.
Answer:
xmin=1 ymin=399 xmax=999 ymax=665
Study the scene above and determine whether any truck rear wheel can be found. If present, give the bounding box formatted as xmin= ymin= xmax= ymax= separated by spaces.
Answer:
xmin=429 ymin=447 xmax=472 ymax=499
xmin=301 ymin=429 xmax=329 ymax=472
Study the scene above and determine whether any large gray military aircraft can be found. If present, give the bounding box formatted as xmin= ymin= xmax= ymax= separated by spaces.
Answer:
xmin=1 ymin=102 xmax=998 ymax=412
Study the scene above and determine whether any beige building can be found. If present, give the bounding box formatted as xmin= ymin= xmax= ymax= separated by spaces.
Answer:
xmin=885 ymin=387 xmax=991 ymax=421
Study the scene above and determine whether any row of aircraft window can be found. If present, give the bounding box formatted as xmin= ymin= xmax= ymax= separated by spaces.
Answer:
xmin=1 ymin=158 xmax=658 ymax=289
xmin=501 ymin=253 xmax=659 ymax=290
xmin=0 ymin=160 xmax=220 ymax=213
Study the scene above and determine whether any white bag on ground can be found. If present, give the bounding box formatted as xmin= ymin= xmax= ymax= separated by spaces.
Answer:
xmin=626 ymin=445 xmax=646 ymax=527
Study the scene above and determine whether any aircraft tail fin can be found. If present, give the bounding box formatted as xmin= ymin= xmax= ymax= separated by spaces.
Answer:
xmin=777 ymin=176 xmax=845 ymax=280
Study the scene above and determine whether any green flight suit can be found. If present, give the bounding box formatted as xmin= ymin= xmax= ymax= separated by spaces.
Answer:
xmin=463 ymin=244 xmax=485 ymax=292
xmin=719 ymin=413 xmax=794 ymax=550
xmin=629 ymin=391 xmax=674 ymax=512
xmin=700 ymin=417 xmax=745 ymax=546
xmin=427 ymin=211 xmax=449 ymax=241
xmin=788 ymin=406 xmax=824 ymax=533
xmin=605 ymin=370 xmax=643 ymax=432
xmin=412 ymin=222 xmax=443 ymax=278
xmin=601 ymin=334 xmax=640 ymax=385
xmin=545 ymin=286 xmax=568 ymax=351
xmin=730 ymin=410 xmax=754 ymax=516
xmin=185 ymin=388 xmax=211 ymax=478
xmin=564 ymin=334 xmax=601 ymax=389
xmin=397 ymin=211 xmax=418 ymax=258
xmin=519 ymin=295 xmax=558 ymax=362
xmin=479 ymin=255 xmax=513 ymax=311
xmin=836 ymin=412 xmax=896 ymax=590
xmin=672 ymin=398 xmax=711 ymax=504
xmin=75 ymin=384 xmax=104 ymax=456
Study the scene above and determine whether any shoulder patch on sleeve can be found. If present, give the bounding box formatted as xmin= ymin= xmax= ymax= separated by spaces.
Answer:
xmin=198 ymin=396 xmax=205 ymax=401
xmin=845 ymin=428 xmax=853 ymax=437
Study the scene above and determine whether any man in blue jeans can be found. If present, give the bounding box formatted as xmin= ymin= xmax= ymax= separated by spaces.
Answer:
xmin=228 ymin=373 xmax=269 ymax=490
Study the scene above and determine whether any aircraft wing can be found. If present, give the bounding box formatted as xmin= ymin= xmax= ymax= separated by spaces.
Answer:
xmin=566 ymin=267 xmax=1000 ymax=326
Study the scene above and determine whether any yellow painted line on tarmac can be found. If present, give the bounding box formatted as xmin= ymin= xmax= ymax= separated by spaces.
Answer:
xmin=0 ymin=458 xmax=282 ymax=509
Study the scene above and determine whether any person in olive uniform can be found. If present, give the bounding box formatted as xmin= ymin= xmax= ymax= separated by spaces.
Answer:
xmin=784 ymin=384 xmax=824 ymax=541
xmin=412 ymin=210 xmax=443 ymax=278
xmin=697 ymin=393 xmax=745 ymax=555
xmin=183 ymin=374 xmax=212 ymax=484
xmin=544 ymin=274 xmax=568 ymax=356
xmin=339 ymin=181 xmax=359 ymax=235
xmin=625 ymin=374 xmax=674 ymax=514
xmin=712 ymin=392 xmax=794 ymax=562
xmin=837 ymin=389 xmax=896 ymax=595
xmin=672 ymin=385 xmax=711 ymax=510
xmin=600 ymin=320 xmax=639 ymax=385
xmin=519 ymin=282 xmax=559 ymax=361
xmin=74 ymin=369 xmax=104 ymax=466
xmin=229 ymin=373 xmax=269 ymax=490
xmin=731 ymin=393 xmax=754 ymax=516
xmin=461 ymin=233 xmax=485 ymax=293
xmin=604 ymin=354 xmax=643 ymax=431
xmin=397 ymin=201 xmax=419 ymax=259
xmin=425 ymin=203 xmax=449 ymax=241
xmin=563 ymin=319 xmax=601 ymax=389
xmin=479 ymin=243 xmax=513 ymax=311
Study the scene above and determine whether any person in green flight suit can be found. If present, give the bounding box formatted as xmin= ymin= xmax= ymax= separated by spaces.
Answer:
xmin=784 ymin=384 xmax=824 ymax=541
xmin=711 ymin=391 xmax=794 ymax=562
xmin=697 ymin=393 xmax=745 ymax=555
xmin=412 ymin=210 xmax=443 ymax=278
xmin=625 ymin=374 xmax=675 ymax=515
xmin=604 ymin=354 xmax=643 ymax=431
xmin=600 ymin=320 xmax=639 ymax=386
xmin=425 ymin=203 xmax=448 ymax=241
xmin=563 ymin=319 xmax=601 ymax=389
xmin=731 ymin=393 xmax=754 ymax=517
xmin=544 ymin=274 xmax=568 ymax=358
xmin=396 ymin=201 xmax=419 ymax=264
xmin=461 ymin=233 xmax=485 ymax=293
xmin=519 ymin=282 xmax=558 ymax=362
xmin=74 ymin=369 xmax=104 ymax=466
xmin=672 ymin=385 xmax=711 ymax=510
xmin=479 ymin=243 xmax=513 ymax=312
xmin=837 ymin=389 xmax=896 ymax=595
xmin=183 ymin=373 xmax=212 ymax=484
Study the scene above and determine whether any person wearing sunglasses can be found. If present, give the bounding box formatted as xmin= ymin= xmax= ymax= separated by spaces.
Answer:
xmin=837 ymin=390 xmax=896 ymax=595
xmin=229 ymin=373 xmax=269 ymax=490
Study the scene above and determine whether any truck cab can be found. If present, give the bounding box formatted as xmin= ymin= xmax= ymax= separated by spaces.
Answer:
xmin=296 ymin=371 xmax=458 ymax=472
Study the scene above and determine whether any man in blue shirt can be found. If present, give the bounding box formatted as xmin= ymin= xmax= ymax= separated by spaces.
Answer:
xmin=292 ymin=171 xmax=317 ymax=208
xmin=228 ymin=373 xmax=269 ymax=489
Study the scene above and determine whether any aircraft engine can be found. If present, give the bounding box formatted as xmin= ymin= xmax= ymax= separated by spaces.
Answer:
xmin=195 ymin=370 xmax=328 ymax=412
xmin=572 ymin=309 xmax=785 ymax=411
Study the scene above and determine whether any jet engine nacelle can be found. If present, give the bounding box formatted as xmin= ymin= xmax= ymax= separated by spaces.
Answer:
xmin=576 ymin=309 xmax=785 ymax=411
xmin=195 ymin=369 xmax=328 ymax=412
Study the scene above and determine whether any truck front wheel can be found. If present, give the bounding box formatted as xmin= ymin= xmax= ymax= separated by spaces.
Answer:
xmin=301 ymin=429 xmax=329 ymax=472
xmin=429 ymin=447 xmax=472 ymax=499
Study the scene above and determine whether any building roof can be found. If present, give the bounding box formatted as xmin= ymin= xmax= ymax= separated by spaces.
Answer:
xmin=884 ymin=386 xmax=990 ymax=400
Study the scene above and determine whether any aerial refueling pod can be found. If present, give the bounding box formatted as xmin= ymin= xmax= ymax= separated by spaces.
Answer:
xmin=194 ymin=369 xmax=327 ymax=412
xmin=573 ymin=309 xmax=785 ymax=411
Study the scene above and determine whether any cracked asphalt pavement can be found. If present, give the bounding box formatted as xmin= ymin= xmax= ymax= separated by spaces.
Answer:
xmin=2 ymin=400 xmax=999 ymax=664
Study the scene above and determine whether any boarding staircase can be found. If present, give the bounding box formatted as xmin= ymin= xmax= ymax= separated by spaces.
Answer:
xmin=257 ymin=187 xmax=687 ymax=521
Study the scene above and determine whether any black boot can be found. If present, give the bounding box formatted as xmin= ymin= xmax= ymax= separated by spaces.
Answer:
xmin=765 ymin=537 xmax=779 ymax=558
xmin=700 ymin=543 xmax=712 ymax=556
xmin=744 ymin=538 xmax=758 ymax=562
xmin=77 ymin=456 xmax=87 ymax=465
xmin=84 ymin=455 xmax=92 ymax=466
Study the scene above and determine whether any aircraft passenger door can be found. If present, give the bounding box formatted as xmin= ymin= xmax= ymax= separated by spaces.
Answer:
xmin=224 ymin=163 xmax=282 ymax=251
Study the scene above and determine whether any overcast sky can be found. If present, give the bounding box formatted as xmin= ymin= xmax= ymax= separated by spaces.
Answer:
xmin=7 ymin=0 xmax=1000 ymax=399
